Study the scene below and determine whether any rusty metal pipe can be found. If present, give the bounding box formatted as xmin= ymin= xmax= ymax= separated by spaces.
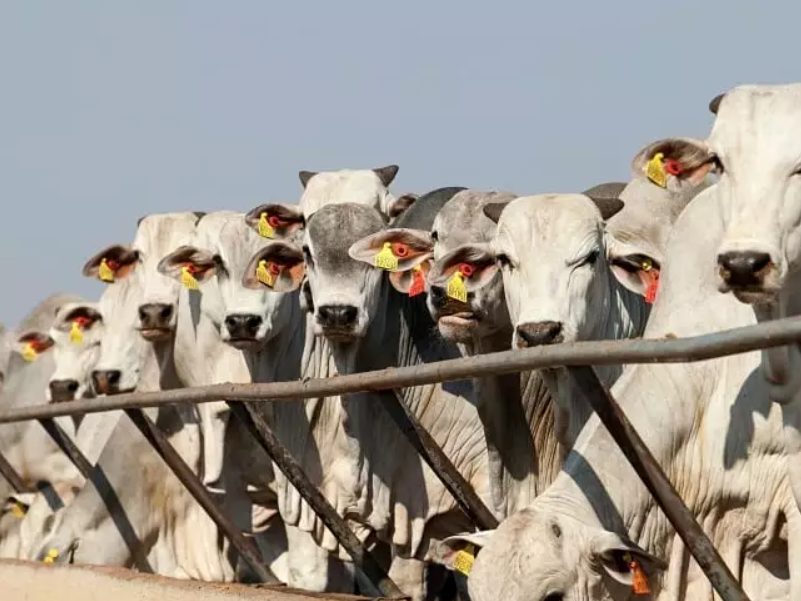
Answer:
xmin=0 ymin=316 xmax=798 ymax=424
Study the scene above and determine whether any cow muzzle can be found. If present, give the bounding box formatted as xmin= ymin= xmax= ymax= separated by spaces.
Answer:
xmin=717 ymin=250 xmax=779 ymax=303
xmin=515 ymin=321 xmax=564 ymax=348
xmin=224 ymin=314 xmax=264 ymax=349
xmin=92 ymin=370 xmax=122 ymax=395
xmin=316 ymin=304 xmax=360 ymax=340
xmin=49 ymin=379 xmax=80 ymax=403
xmin=138 ymin=303 xmax=175 ymax=341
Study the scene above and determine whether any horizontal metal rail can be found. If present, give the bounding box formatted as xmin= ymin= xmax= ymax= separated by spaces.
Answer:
xmin=0 ymin=316 xmax=798 ymax=424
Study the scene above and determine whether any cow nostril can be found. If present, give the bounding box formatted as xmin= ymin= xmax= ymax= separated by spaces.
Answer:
xmin=107 ymin=370 xmax=121 ymax=386
xmin=67 ymin=381 xmax=79 ymax=393
xmin=224 ymin=315 xmax=237 ymax=330
xmin=159 ymin=305 xmax=173 ymax=320
xmin=318 ymin=305 xmax=359 ymax=328
xmin=429 ymin=286 xmax=446 ymax=307
xmin=341 ymin=306 xmax=357 ymax=325
xmin=245 ymin=315 xmax=262 ymax=331
xmin=138 ymin=306 xmax=148 ymax=322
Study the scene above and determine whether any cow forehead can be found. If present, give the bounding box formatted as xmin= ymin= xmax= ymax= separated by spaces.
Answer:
xmin=135 ymin=212 xmax=199 ymax=257
xmin=497 ymin=194 xmax=601 ymax=250
xmin=300 ymin=169 xmax=387 ymax=216
xmin=196 ymin=211 xmax=261 ymax=269
xmin=711 ymin=84 xmax=801 ymax=160
xmin=307 ymin=203 xmax=385 ymax=267
xmin=435 ymin=190 xmax=516 ymax=246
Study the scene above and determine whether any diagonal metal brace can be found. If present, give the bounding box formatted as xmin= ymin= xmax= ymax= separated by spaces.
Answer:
xmin=228 ymin=401 xmax=407 ymax=600
xmin=122 ymin=408 xmax=278 ymax=584
xmin=567 ymin=366 xmax=750 ymax=601
xmin=0 ymin=447 xmax=33 ymax=494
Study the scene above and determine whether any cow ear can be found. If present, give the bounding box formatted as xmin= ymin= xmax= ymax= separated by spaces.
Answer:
xmin=427 ymin=244 xmax=499 ymax=293
xmin=244 ymin=203 xmax=305 ymax=239
xmin=387 ymin=193 xmax=419 ymax=219
xmin=709 ymin=92 xmax=726 ymax=115
xmin=299 ymin=170 xmax=318 ymax=189
xmin=583 ymin=182 xmax=626 ymax=221
xmin=17 ymin=331 xmax=55 ymax=360
xmin=158 ymin=245 xmax=219 ymax=284
xmin=54 ymin=304 xmax=103 ymax=335
xmin=591 ymin=531 xmax=666 ymax=592
xmin=433 ymin=530 xmax=494 ymax=574
xmin=483 ymin=202 xmax=507 ymax=224
xmin=374 ymin=164 xmax=400 ymax=187
xmin=632 ymin=137 xmax=715 ymax=189
xmin=349 ymin=228 xmax=434 ymax=274
xmin=82 ymin=245 xmax=139 ymax=283
xmin=609 ymin=253 xmax=661 ymax=305
xmin=243 ymin=241 xmax=305 ymax=293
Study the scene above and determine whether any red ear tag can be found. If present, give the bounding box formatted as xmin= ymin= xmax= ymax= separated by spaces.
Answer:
xmin=183 ymin=263 xmax=200 ymax=275
xmin=73 ymin=316 xmax=92 ymax=328
xmin=664 ymin=159 xmax=684 ymax=176
xmin=408 ymin=266 xmax=426 ymax=298
xmin=392 ymin=242 xmax=410 ymax=258
xmin=458 ymin=263 xmax=475 ymax=278
xmin=269 ymin=262 xmax=282 ymax=276
xmin=106 ymin=259 xmax=120 ymax=271
xmin=629 ymin=558 xmax=651 ymax=595
xmin=268 ymin=215 xmax=285 ymax=228
xmin=643 ymin=270 xmax=659 ymax=304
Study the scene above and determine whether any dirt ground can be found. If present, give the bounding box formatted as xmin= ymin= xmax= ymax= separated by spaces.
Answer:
xmin=0 ymin=559 xmax=377 ymax=600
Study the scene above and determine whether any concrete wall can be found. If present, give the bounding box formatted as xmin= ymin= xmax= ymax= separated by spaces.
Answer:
xmin=0 ymin=559 xmax=375 ymax=601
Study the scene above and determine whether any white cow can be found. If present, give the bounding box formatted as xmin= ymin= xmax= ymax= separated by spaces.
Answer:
xmin=46 ymin=302 xmax=104 ymax=403
xmin=253 ymin=196 xmax=491 ymax=601
xmin=438 ymin=184 xmax=799 ymax=600
xmin=36 ymin=212 xmax=241 ymax=581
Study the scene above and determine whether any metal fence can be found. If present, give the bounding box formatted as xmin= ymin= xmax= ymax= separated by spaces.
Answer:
xmin=3 ymin=316 xmax=800 ymax=600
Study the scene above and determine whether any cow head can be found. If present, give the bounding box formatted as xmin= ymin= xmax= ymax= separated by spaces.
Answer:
xmin=159 ymin=210 xmax=301 ymax=350
xmin=437 ymin=509 xmax=665 ymax=601
xmin=47 ymin=303 xmax=103 ymax=403
xmin=485 ymin=194 xmax=624 ymax=349
xmin=297 ymin=164 xmax=408 ymax=218
xmin=83 ymin=213 xmax=201 ymax=342
xmin=248 ymin=203 xmax=388 ymax=346
xmin=708 ymin=85 xmax=801 ymax=305
xmin=596 ymin=137 xmax=714 ymax=304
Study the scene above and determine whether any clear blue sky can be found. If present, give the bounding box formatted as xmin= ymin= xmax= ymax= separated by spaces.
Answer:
xmin=1 ymin=1 xmax=797 ymax=325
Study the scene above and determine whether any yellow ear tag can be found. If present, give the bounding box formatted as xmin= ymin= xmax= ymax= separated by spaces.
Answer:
xmin=258 ymin=212 xmax=276 ymax=238
xmin=180 ymin=266 xmax=200 ymax=290
xmin=69 ymin=321 xmax=84 ymax=345
xmin=256 ymin=260 xmax=275 ymax=287
xmin=42 ymin=548 xmax=59 ymax=564
xmin=11 ymin=502 xmax=26 ymax=519
xmin=446 ymin=271 xmax=468 ymax=303
xmin=374 ymin=242 xmax=399 ymax=271
xmin=22 ymin=343 xmax=38 ymax=362
xmin=98 ymin=258 xmax=115 ymax=283
xmin=453 ymin=543 xmax=476 ymax=576
xmin=645 ymin=152 xmax=668 ymax=188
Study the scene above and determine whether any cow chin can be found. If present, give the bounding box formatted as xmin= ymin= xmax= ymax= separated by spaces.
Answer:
xmin=226 ymin=338 xmax=262 ymax=351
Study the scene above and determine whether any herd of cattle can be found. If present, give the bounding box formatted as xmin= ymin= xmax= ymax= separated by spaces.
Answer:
xmin=0 ymin=83 xmax=800 ymax=601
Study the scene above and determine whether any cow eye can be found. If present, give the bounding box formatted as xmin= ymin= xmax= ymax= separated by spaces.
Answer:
xmin=543 ymin=594 xmax=564 ymax=601
xmin=431 ymin=230 xmax=439 ymax=243
xmin=580 ymin=250 xmax=599 ymax=267
xmin=711 ymin=154 xmax=725 ymax=174
xmin=497 ymin=253 xmax=513 ymax=270
xmin=302 ymin=245 xmax=314 ymax=267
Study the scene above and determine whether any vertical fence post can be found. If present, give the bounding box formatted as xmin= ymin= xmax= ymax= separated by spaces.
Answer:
xmin=227 ymin=401 xmax=406 ymax=599
xmin=122 ymin=408 xmax=279 ymax=584
xmin=567 ymin=366 xmax=750 ymax=601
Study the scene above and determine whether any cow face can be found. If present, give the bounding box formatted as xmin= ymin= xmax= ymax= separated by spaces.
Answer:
xmin=83 ymin=213 xmax=201 ymax=342
xmin=437 ymin=509 xmax=664 ymax=601
xmin=248 ymin=203 xmax=386 ymax=343
xmin=426 ymin=191 xmax=516 ymax=344
xmin=159 ymin=211 xmax=300 ymax=350
xmin=487 ymin=194 xmax=623 ymax=349
xmin=711 ymin=84 xmax=801 ymax=304
xmin=47 ymin=303 xmax=103 ymax=403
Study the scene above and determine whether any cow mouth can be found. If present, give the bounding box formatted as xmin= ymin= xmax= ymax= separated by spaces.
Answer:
xmin=49 ymin=392 xmax=76 ymax=404
xmin=139 ymin=327 xmax=173 ymax=341
xmin=97 ymin=387 xmax=135 ymax=396
xmin=226 ymin=337 xmax=262 ymax=351
xmin=318 ymin=327 xmax=360 ymax=343
xmin=724 ymin=285 xmax=779 ymax=306
xmin=438 ymin=312 xmax=478 ymax=327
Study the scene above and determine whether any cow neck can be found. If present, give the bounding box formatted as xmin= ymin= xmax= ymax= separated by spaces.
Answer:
xmin=242 ymin=292 xmax=305 ymax=385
